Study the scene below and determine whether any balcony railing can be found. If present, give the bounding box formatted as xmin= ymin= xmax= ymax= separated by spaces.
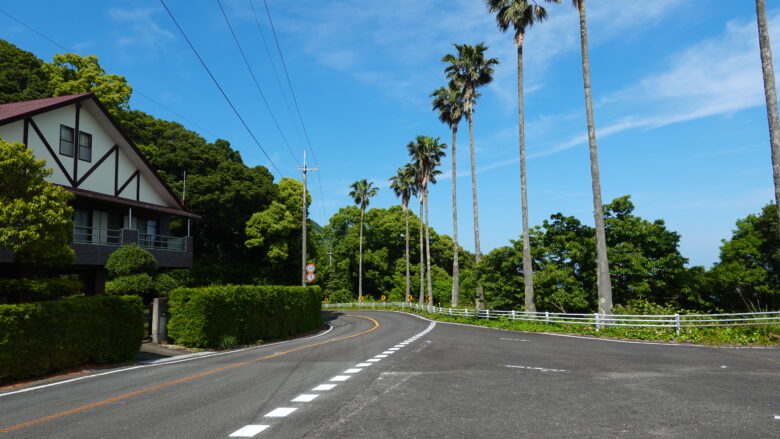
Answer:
xmin=138 ymin=233 xmax=187 ymax=252
xmin=72 ymin=227 xmax=187 ymax=252
xmin=73 ymin=226 xmax=122 ymax=246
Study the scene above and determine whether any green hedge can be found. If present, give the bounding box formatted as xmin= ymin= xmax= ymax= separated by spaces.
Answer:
xmin=0 ymin=278 xmax=82 ymax=303
xmin=0 ymin=295 xmax=145 ymax=383
xmin=167 ymin=285 xmax=322 ymax=348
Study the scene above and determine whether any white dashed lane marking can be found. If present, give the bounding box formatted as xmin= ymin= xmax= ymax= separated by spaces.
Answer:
xmin=330 ymin=375 xmax=351 ymax=382
xmin=292 ymin=394 xmax=319 ymax=402
xmin=229 ymin=425 xmax=269 ymax=437
xmin=343 ymin=368 xmax=362 ymax=374
xmin=312 ymin=384 xmax=337 ymax=391
xmin=264 ymin=407 xmax=297 ymax=417
xmin=505 ymin=364 xmax=566 ymax=373
xmin=375 ymin=355 xmax=388 ymax=358
xmin=367 ymin=359 xmax=381 ymax=362
xmin=356 ymin=363 xmax=371 ymax=367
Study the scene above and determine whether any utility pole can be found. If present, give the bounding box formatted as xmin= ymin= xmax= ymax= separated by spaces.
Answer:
xmin=298 ymin=150 xmax=319 ymax=286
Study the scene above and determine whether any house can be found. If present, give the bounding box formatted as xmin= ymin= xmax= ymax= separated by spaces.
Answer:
xmin=0 ymin=93 xmax=197 ymax=294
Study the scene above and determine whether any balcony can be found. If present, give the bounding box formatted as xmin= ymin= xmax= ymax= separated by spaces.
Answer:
xmin=70 ymin=226 xmax=193 ymax=268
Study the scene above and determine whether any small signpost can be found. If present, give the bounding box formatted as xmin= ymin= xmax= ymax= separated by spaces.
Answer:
xmin=305 ymin=264 xmax=316 ymax=283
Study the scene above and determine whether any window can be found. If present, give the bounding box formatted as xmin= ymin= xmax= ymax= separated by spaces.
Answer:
xmin=59 ymin=125 xmax=74 ymax=157
xmin=78 ymin=132 xmax=92 ymax=162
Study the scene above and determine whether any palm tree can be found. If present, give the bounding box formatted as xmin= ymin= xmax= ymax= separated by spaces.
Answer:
xmin=349 ymin=179 xmax=378 ymax=301
xmin=431 ymin=84 xmax=464 ymax=307
xmin=756 ymin=0 xmax=780 ymax=237
xmin=486 ymin=0 xmax=557 ymax=313
xmin=408 ymin=136 xmax=447 ymax=305
xmin=568 ymin=0 xmax=613 ymax=314
xmin=442 ymin=43 xmax=498 ymax=309
xmin=390 ymin=165 xmax=416 ymax=303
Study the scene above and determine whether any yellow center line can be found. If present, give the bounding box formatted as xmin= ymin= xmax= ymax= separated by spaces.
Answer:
xmin=0 ymin=314 xmax=379 ymax=434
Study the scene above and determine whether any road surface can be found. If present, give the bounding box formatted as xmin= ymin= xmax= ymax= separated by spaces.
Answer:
xmin=1 ymin=310 xmax=778 ymax=438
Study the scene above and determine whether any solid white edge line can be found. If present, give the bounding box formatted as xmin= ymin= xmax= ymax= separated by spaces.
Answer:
xmin=229 ymin=424 xmax=269 ymax=437
xmin=264 ymin=407 xmax=297 ymax=417
xmin=1 ymin=322 xmax=336 ymax=399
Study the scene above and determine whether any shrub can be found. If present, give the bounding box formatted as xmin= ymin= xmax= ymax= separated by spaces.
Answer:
xmin=167 ymin=285 xmax=322 ymax=348
xmin=105 ymin=244 xmax=158 ymax=278
xmin=0 ymin=295 xmax=144 ymax=383
xmin=154 ymin=274 xmax=179 ymax=296
xmin=105 ymin=274 xmax=155 ymax=296
xmin=0 ymin=277 xmax=83 ymax=303
xmin=328 ymin=289 xmax=354 ymax=304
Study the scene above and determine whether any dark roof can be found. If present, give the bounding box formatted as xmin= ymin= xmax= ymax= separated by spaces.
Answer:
xmin=0 ymin=93 xmax=197 ymax=219
xmin=64 ymin=186 xmax=200 ymax=219
xmin=0 ymin=93 xmax=93 ymax=124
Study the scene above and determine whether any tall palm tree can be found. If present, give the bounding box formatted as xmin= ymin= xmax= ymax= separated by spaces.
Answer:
xmin=349 ymin=179 xmax=378 ymax=301
xmin=486 ymin=0 xmax=556 ymax=313
xmin=431 ymin=84 xmax=464 ymax=306
xmin=570 ymin=0 xmax=613 ymax=314
xmin=408 ymin=136 xmax=447 ymax=305
xmin=756 ymin=0 xmax=780 ymax=237
xmin=390 ymin=165 xmax=416 ymax=303
xmin=442 ymin=43 xmax=498 ymax=309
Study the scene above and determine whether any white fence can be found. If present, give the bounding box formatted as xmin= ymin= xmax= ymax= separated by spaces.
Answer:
xmin=323 ymin=302 xmax=780 ymax=333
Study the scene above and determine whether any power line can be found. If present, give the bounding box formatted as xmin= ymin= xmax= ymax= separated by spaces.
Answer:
xmin=0 ymin=9 xmax=221 ymax=142
xmin=160 ymin=0 xmax=282 ymax=176
xmin=216 ymin=0 xmax=299 ymax=166
xmin=262 ymin=0 xmax=329 ymax=222
xmin=248 ymin=0 xmax=307 ymax=152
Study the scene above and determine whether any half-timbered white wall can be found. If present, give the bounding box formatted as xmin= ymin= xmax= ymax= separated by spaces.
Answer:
xmin=0 ymin=100 xmax=176 ymax=208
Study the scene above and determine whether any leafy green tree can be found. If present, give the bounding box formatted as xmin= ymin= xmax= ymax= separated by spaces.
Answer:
xmin=0 ymin=39 xmax=52 ymax=104
xmin=442 ymin=43 xmax=498 ymax=309
xmin=710 ymin=204 xmax=780 ymax=311
xmin=42 ymin=53 xmax=132 ymax=117
xmin=486 ymin=0 xmax=556 ymax=313
xmin=0 ymin=139 xmax=74 ymax=268
xmin=431 ymin=84 xmax=464 ymax=306
xmin=105 ymin=243 xmax=158 ymax=278
xmin=349 ymin=179 xmax=378 ymax=300
xmin=245 ymin=177 xmax=310 ymax=269
xmin=407 ymin=136 xmax=446 ymax=303
xmin=389 ymin=165 xmax=416 ymax=302
xmin=603 ymin=196 xmax=687 ymax=306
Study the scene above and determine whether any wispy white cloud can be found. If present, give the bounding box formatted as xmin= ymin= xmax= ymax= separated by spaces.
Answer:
xmin=108 ymin=7 xmax=174 ymax=54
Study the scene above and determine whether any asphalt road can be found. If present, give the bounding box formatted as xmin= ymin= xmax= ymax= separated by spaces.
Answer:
xmin=1 ymin=310 xmax=778 ymax=438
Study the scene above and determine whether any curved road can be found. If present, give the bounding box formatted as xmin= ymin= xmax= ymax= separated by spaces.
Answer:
xmin=0 ymin=311 xmax=778 ymax=438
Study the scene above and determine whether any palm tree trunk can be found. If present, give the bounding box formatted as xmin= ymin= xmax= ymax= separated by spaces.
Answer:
xmin=756 ymin=0 xmax=780 ymax=236
xmin=419 ymin=198 xmax=425 ymax=305
xmin=578 ymin=0 xmax=613 ymax=315
xmin=425 ymin=187 xmax=433 ymax=304
xmin=358 ymin=207 xmax=364 ymax=301
xmin=516 ymin=36 xmax=535 ymax=313
xmin=468 ymin=113 xmax=485 ymax=309
xmin=404 ymin=203 xmax=410 ymax=302
xmin=451 ymin=125 xmax=460 ymax=307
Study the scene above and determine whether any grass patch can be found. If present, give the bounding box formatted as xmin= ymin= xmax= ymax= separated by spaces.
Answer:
xmin=328 ymin=305 xmax=780 ymax=346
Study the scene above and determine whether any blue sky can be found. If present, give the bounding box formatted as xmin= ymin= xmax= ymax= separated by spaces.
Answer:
xmin=3 ymin=0 xmax=779 ymax=267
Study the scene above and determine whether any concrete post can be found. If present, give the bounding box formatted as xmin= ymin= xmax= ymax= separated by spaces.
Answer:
xmin=151 ymin=298 xmax=168 ymax=344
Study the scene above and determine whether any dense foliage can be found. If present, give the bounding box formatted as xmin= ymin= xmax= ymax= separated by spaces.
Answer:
xmin=0 ymin=295 xmax=144 ymax=382
xmin=104 ymin=244 xmax=180 ymax=299
xmin=167 ymin=285 xmax=322 ymax=348
xmin=0 ymin=40 xmax=51 ymax=104
xmin=0 ymin=277 xmax=82 ymax=304
xmin=0 ymin=139 xmax=74 ymax=268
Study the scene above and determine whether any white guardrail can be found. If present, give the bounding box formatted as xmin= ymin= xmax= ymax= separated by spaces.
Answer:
xmin=322 ymin=302 xmax=780 ymax=333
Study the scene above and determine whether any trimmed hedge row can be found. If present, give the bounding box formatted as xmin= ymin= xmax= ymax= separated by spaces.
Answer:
xmin=0 ymin=295 xmax=145 ymax=383
xmin=167 ymin=285 xmax=322 ymax=348
xmin=0 ymin=278 xmax=82 ymax=303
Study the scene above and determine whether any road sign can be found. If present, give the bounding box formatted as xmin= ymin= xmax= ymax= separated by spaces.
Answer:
xmin=306 ymin=272 xmax=316 ymax=283
xmin=306 ymin=263 xmax=316 ymax=273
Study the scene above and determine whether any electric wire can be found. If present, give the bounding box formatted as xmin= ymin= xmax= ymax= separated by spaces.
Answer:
xmin=261 ymin=0 xmax=329 ymax=222
xmin=159 ymin=0 xmax=283 ymax=176
xmin=216 ymin=0 xmax=299 ymax=166
xmin=0 ymin=9 xmax=221 ymax=141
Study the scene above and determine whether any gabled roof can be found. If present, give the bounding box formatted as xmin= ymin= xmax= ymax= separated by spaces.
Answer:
xmin=0 ymin=93 xmax=93 ymax=124
xmin=0 ymin=93 xmax=199 ymax=219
